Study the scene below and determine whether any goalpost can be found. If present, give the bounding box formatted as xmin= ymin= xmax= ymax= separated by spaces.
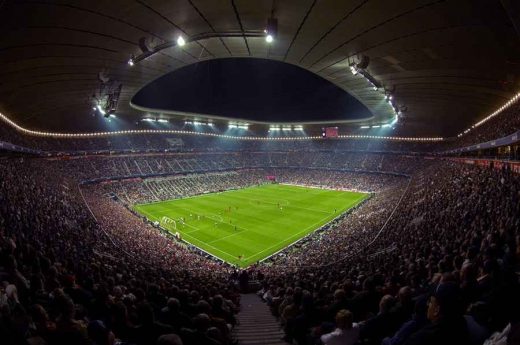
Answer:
xmin=160 ymin=216 xmax=183 ymax=240
xmin=161 ymin=216 xmax=176 ymax=230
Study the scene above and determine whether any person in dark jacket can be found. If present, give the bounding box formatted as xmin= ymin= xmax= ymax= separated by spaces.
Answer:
xmin=404 ymin=282 xmax=470 ymax=345
xmin=382 ymin=295 xmax=428 ymax=345
xmin=359 ymin=295 xmax=396 ymax=345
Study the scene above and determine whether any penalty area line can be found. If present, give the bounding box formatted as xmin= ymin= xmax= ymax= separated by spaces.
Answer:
xmin=181 ymin=232 xmax=239 ymax=261
xmin=135 ymin=205 xmax=243 ymax=266
xmin=206 ymin=227 xmax=248 ymax=244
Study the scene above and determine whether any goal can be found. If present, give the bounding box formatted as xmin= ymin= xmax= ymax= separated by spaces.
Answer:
xmin=160 ymin=216 xmax=176 ymax=230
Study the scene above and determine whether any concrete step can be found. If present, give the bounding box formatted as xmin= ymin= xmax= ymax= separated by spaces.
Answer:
xmin=235 ymin=294 xmax=290 ymax=345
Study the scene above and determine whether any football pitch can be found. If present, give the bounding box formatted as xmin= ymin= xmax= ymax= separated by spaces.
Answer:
xmin=133 ymin=184 xmax=368 ymax=267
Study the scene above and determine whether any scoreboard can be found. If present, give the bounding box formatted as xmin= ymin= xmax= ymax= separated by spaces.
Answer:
xmin=322 ymin=127 xmax=339 ymax=138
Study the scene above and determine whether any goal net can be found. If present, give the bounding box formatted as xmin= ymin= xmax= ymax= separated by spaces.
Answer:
xmin=160 ymin=216 xmax=176 ymax=230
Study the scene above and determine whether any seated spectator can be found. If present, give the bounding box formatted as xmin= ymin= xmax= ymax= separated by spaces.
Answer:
xmin=382 ymin=296 xmax=428 ymax=345
xmin=87 ymin=320 xmax=116 ymax=345
xmin=320 ymin=309 xmax=359 ymax=345
xmin=326 ymin=289 xmax=351 ymax=322
xmin=359 ymin=294 xmax=396 ymax=344
xmin=180 ymin=313 xmax=221 ymax=345
xmin=130 ymin=303 xmax=174 ymax=345
xmin=157 ymin=333 xmax=183 ymax=345
xmin=403 ymin=282 xmax=470 ymax=345
xmin=159 ymin=298 xmax=191 ymax=332
xmin=53 ymin=294 xmax=90 ymax=345
xmin=464 ymin=302 xmax=491 ymax=345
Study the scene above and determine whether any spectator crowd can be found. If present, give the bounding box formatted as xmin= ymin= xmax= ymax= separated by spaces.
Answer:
xmin=0 ymin=142 xmax=518 ymax=345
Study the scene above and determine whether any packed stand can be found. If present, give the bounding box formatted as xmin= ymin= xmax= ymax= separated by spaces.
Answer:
xmin=111 ymin=170 xmax=267 ymax=204
xmin=0 ymin=158 xmax=241 ymax=345
xmin=449 ymin=101 xmax=520 ymax=149
xmin=254 ymin=162 xmax=520 ymax=345
xmin=49 ymin=152 xmax=421 ymax=183
xmin=1 ymin=146 xmax=519 ymax=345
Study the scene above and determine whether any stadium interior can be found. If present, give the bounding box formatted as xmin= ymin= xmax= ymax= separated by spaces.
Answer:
xmin=0 ymin=1 xmax=520 ymax=345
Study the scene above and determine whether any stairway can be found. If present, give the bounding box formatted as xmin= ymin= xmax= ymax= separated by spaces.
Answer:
xmin=236 ymin=294 xmax=290 ymax=345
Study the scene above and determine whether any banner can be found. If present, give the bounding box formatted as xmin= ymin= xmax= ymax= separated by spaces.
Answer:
xmin=0 ymin=141 xmax=41 ymax=154
xmin=444 ymin=130 xmax=520 ymax=154
xmin=448 ymin=157 xmax=520 ymax=174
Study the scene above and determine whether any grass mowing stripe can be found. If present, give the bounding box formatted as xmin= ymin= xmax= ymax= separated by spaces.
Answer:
xmin=133 ymin=184 xmax=368 ymax=267
xmin=242 ymin=193 xmax=368 ymax=263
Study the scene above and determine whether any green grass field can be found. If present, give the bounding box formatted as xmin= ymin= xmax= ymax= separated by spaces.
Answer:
xmin=133 ymin=184 xmax=368 ymax=267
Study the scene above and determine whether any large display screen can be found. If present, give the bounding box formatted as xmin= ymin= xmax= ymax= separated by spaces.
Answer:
xmin=322 ymin=127 xmax=339 ymax=138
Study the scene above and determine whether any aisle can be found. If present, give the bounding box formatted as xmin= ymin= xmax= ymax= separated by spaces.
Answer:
xmin=235 ymin=293 xmax=290 ymax=345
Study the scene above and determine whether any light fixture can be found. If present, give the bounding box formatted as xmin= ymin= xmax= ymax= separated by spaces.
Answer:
xmin=128 ymin=57 xmax=134 ymax=66
xmin=96 ymin=105 xmax=106 ymax=116
xmin=177 ymin=36 xmax=186 ymax=47
xmin=265 ymin=17 xmax=277 ymax=44
xmin=0 ymin=110 xmax=445 ymax=142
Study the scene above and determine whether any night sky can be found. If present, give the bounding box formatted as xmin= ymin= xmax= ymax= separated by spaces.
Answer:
xmin=132 ymin=58 xmax=372 ymax=122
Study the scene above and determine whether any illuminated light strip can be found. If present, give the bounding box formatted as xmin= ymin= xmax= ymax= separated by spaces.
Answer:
xmin=0 ymin=112 xmax=444 ymax=142
xmin=96 ymin=105 xmax=106 ymax=116
xmin=458 ymin=91 xmax=520 ymax=137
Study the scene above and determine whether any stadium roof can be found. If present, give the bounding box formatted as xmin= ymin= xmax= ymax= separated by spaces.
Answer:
xmin=131 ymin=58 xmax=374 ymax=124
xmin=1 ymin=0 xmax=519 ymax=136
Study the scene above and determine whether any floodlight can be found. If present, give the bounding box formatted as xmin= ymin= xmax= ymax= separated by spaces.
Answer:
xmin=96 ymin=105 xmax=106 ymax=116
xmin=265 ymin=17 xmax=277 ymax=43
